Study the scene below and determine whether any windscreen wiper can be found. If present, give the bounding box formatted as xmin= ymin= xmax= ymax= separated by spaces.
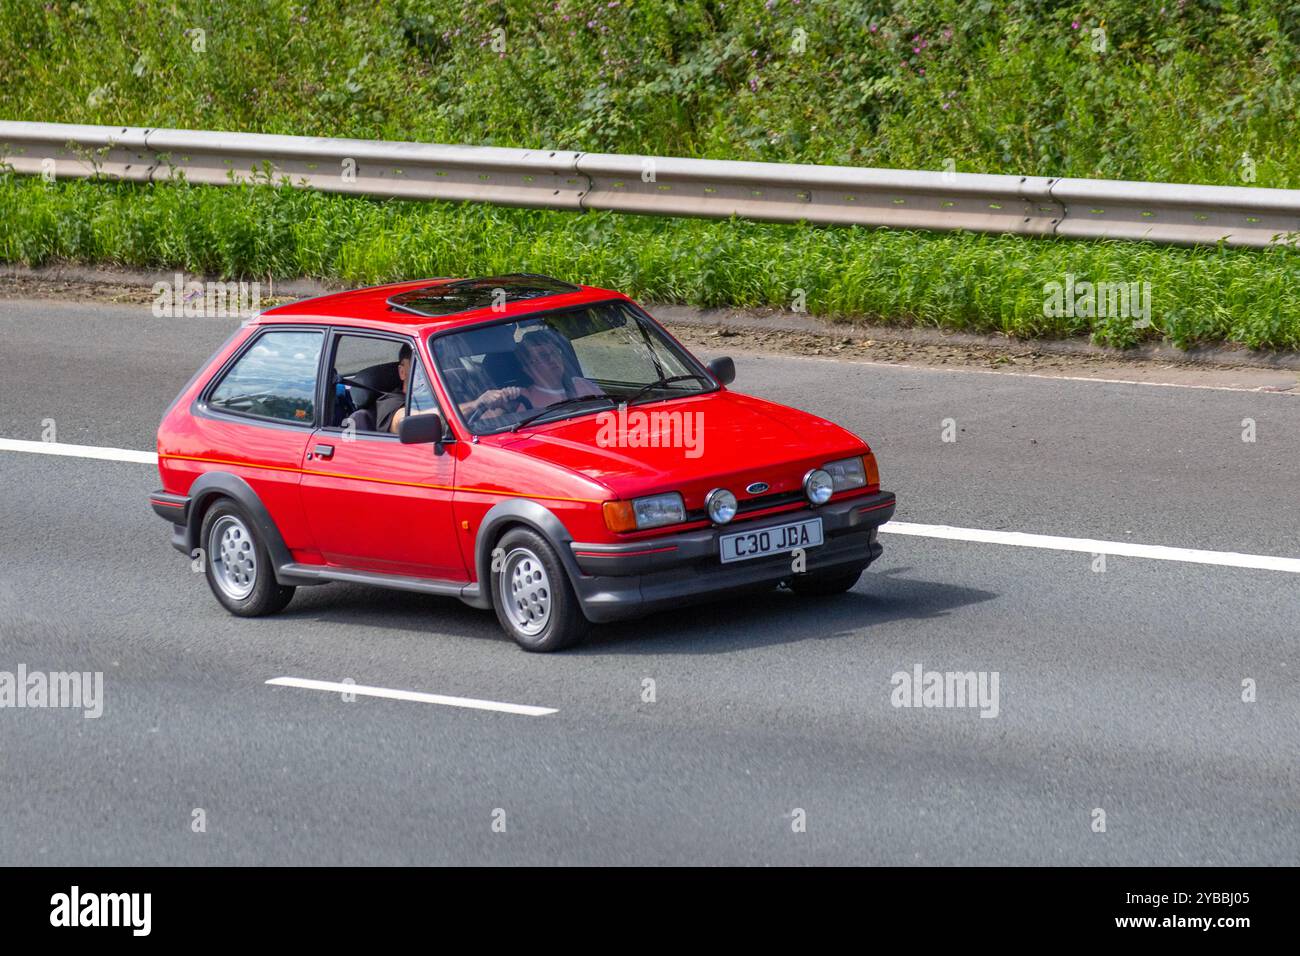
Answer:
xmin=625 ymin=373 xmax=710 ymax=404
xmin=510 ymin=394 xmax=616 ymax=431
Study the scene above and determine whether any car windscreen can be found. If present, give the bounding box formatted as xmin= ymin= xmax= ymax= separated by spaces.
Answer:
xmin=430 ymin=300 xmax=713 ymax=435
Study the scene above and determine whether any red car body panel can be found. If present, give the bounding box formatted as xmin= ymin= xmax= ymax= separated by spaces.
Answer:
xmin=497 ymin=390 xmax=871 ymax=501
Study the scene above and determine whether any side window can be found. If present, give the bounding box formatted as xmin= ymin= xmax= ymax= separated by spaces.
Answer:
xmin=409 ymin=360 xmax=439 ymax=415
xmin=327 ymin=333 xmax=440 ymax=432
xmin=208 ymin=329 xmax=323 ymax=424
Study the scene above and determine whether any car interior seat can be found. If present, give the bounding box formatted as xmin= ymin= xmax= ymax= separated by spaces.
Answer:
xmin=337 ymin=361 xmax=402 ymax=431
xmin=482 ymin=350 xmax=527 ymax=386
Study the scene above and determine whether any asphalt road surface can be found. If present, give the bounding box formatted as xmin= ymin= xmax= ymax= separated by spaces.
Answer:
xmin=0 ymin=299 xmax=1296 ymax=865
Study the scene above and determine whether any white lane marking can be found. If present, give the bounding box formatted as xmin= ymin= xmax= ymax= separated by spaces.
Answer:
xmin=881 ymin=363 xmax=1298 ymax=394
xmin=0 ymin=437 xmax=158 ymax=464
xmin=748 ymin=351 xmax=1298 ymax=395
xmin=881 ymin=521 xmax=1300 ymax=574
xmin=3 ymin=437 xmax=1298 ymax=575
xmin=265 ymin=677 xmax=558 ymax=717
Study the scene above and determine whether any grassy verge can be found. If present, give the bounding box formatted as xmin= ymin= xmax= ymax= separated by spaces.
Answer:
xmin=4 ymin=175 xmax=1299 ymax=351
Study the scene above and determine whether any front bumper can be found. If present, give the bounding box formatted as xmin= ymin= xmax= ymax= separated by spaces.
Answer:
xmin=567 ymin=490 xmax=895 ymax=622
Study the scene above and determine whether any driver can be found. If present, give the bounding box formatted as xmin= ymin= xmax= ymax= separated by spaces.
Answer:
xmin=516 ymin=328 xmax=603 ymax=409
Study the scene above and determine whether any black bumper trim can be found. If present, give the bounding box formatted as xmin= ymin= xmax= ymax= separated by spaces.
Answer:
xmin=570 ymin=491 xmax=895 ymax=576
xmin=150 ymin=490 xmax=191 ymax=525
xmin=568 ymin=491 xmax=895 ymax=622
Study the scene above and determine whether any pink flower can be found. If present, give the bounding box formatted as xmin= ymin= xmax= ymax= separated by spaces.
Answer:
xmin=1071 ymin=21 xmax=1080 ymax=29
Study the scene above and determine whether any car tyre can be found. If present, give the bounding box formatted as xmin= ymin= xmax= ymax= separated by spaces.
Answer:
xmin=491 ymin=528 xmax=588 ymax=652
xmin=788 ymin=565 xmax=864 ymax=596
xmin=200 ymin=499 xmax=296 ymax=617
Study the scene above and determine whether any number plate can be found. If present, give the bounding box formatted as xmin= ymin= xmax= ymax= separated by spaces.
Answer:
xmin=719 ymin=517 xmax=823 ymax=563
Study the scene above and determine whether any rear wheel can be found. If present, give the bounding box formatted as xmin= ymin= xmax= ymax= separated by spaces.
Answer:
xmin=491 ymin=528 xmax=588 ymax=652
xmin=200 ymin=499 xmax=296 ymax=617
xmin=788 ymin=565 xmax=864 ymax=596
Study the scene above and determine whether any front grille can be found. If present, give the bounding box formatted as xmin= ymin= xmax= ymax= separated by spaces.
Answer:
xmin=686 ymin=490 xmax=804 ymax=522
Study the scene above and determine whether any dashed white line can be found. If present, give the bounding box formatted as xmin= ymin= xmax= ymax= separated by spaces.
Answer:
xmin=748 ymin=351 xmax=1298 ymax=394
xmin=266 ymin=677 xmax=557 ymax=716
xmin=4 ymin=437 xmax=1299 ymax=574
xmin=0 ymin=436 xmax=158 ymax=464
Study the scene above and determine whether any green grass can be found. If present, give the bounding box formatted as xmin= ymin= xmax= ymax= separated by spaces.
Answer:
xmin=5 ymin=1 xmax=1300 ymax=350
xmin=6 ymin=175 xmax=1299 ymax=351
xmin=5 ymin=0 xmax=1300 ymax=186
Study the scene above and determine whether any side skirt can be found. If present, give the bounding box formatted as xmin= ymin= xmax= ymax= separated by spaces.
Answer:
xmin=277 ymin=563 xmax=488 ymax=610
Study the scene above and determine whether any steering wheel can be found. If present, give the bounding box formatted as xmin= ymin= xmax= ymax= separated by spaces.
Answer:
xmin=466 ymin=390 xmax=532 ymax=428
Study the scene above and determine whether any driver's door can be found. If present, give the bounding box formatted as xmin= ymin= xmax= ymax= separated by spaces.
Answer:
xmin=298 ymin=330 xmax=465 ymax=581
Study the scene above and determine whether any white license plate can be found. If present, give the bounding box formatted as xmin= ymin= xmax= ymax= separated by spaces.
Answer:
xmin=719 ymin=517 xmax=824 ymax=563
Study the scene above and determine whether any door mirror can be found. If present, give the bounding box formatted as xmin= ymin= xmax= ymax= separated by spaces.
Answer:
xmin=707 ymin=356 xmax=736 ymax=386
xmin=398 ymin=412 xmax=446 ymax=446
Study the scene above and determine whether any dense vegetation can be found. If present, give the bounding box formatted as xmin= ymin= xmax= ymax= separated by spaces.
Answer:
xmin=6 ymin=176 xmax=1298 ymax=349
xmin=4 ymin=1 xmax=1299 ymax=348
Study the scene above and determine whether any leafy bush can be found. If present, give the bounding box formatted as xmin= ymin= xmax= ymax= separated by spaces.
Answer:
xmin=4 ymin=0 xmax=1300 ymax=185
xmin=5 ymin=175 xmax=1298 ymax=350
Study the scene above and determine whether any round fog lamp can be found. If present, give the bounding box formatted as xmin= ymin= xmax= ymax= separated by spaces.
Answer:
xmin=705 ymin=488 xmax=738 ymax=524
xmin=804 ymin=469 xmax=834 ymax=505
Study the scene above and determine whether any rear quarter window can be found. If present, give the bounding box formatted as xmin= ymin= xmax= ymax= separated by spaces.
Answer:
xmin=207 ymin=329 xmax=323 ymax=424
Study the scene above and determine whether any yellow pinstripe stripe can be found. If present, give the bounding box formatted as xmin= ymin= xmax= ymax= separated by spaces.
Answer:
xmin=160 ymin=453 xmax=601 ymax=504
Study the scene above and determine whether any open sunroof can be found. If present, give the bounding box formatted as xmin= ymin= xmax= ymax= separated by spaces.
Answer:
xmin=387 ymin=274 xmax=581 ymax=318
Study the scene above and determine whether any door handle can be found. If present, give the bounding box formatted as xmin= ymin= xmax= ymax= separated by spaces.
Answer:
xmin=312 ymin=443 xmax=335 ymax=460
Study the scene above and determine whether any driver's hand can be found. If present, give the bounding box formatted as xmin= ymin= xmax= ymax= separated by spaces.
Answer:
xmin=488 ymin=386 xmax=522 ymax=407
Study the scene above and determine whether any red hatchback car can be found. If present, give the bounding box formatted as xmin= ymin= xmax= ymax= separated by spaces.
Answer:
xmin=151 ymin=275 xmax=896 ymax=651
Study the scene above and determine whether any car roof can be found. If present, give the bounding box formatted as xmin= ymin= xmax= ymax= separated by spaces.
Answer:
xmin=256 ymin=274 xmax=630 ymax=334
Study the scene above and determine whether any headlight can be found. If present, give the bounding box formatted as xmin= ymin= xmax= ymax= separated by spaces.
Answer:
xmin=803 ymin=468 xmax=834 ymax=505
xmin=603 ymin=493 xmax=687 ymax=532
xmin=823 ymin=456 xmax=868 ymax=492
xmin=705 ymin=488 xmax=737 ymax=524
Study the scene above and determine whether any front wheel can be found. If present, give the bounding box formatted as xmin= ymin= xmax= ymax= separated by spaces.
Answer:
xmin=788 ymin=565 xmax=864 ymax=596
xmin=200 ymin=499 xmax=296 ymax=617
xmin=491 ymin=528 xmax=588 ymax=652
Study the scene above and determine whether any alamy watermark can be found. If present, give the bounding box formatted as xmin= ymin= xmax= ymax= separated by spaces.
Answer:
xmin=1043 ymin=273 xmax=1152 ymax=329
xmin=594 ymin=404 xmax=704 ymax=459
xmin=152 ymin=272 xmax=261 ymax=318
xmin=0 ymin=665 xmax=104 ymax=718
xmin=890 ymin=663 xmax=1000 ymax=718
xmin=50 ymin=886 xmax=150 ymax=936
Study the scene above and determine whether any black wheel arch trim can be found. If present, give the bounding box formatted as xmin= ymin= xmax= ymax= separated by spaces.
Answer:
xmin=471 ymin=499 xmax=583 ymax=610
xmin=183 ymin=472 xmax=297 ymax=581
